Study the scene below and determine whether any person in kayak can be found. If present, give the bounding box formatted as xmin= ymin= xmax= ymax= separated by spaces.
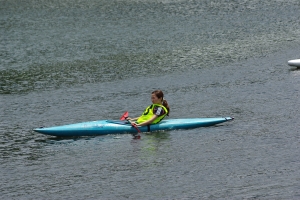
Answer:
xmin=128 ymin=90 xmax=170 ymax=127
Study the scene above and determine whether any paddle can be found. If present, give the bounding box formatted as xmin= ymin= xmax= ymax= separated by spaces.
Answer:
xmin=120 ymin=111 xmax=141 ymax=139
xmin=120 ymin=111 xmax=129 ymax=120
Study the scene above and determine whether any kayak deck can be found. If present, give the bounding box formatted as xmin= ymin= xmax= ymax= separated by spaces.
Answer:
xmin=34 ymin=117 xmax=234 ymax=137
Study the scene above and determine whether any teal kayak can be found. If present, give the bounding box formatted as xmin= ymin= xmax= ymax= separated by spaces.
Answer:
xmin=33 ymin=117 xmax=234 ymax=137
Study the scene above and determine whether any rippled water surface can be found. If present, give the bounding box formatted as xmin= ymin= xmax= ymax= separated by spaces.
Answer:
xmin=1 ymin=0 xmax=300 ymax=199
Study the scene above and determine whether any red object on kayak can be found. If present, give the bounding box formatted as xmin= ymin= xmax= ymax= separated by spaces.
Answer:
xmin=120 ymin=111 xmax=141 ymax=137
xmin=120 ymin=111 xmax=129 ymax=120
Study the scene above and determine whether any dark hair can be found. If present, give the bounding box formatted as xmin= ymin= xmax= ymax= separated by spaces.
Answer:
xmin=152 ymin=90 xmax=170 ymax=116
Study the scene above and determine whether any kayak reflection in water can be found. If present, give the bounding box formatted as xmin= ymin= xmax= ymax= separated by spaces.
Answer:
xmin=128 ymin=90 xmax=170 ymax=127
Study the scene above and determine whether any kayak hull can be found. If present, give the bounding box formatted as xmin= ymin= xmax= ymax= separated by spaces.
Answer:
xmin=34 ymin=117 xmax=234 ymax=137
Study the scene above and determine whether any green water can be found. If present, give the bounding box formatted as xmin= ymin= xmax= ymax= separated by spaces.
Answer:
xmin=1 ymin=0 xmax=300 ymax=199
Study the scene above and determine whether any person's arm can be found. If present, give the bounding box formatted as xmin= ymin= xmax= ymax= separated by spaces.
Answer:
xmin=131 ymin=115 xmax=158 ymax=127
xmin=127 ymin=117 xmax=139 ymax=121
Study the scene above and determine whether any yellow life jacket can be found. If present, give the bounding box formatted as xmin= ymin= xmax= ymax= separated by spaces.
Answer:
xmin=137 ymin=104 xmax=168 ymax=124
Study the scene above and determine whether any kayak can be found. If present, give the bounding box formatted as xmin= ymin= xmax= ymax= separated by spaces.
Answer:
xmin=33 ymin=117 xmax=234 ymax=137
xmin=288 ymin=59 xmax=300 ymax=67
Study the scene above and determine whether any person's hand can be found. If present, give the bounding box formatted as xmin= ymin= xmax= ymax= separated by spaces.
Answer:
xmin=131 ymin=122 xmax=137 ymax=126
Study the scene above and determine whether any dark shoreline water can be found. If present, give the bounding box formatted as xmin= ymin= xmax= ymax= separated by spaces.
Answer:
xmin=1 ymin=0 xmax=300 ymax=199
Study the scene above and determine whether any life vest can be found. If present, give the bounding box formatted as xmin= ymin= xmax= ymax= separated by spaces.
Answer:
xmin=137 ymin=104 xmax=168 ymax=124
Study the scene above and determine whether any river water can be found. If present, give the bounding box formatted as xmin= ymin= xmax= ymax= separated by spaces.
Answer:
xmin=1 ymin=0 xmax=300 ymax=199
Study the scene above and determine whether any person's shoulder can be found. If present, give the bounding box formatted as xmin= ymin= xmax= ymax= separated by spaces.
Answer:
xmin=153 ymin=105 xmax=165 ymax=116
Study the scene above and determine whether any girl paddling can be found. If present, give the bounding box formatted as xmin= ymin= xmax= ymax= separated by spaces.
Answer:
xmin=128 ymin=90 xmax=170 ymax=127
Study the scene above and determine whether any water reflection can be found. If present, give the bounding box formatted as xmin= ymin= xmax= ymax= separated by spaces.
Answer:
xmin=130 ymin=131 xmax=171 ymax=168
